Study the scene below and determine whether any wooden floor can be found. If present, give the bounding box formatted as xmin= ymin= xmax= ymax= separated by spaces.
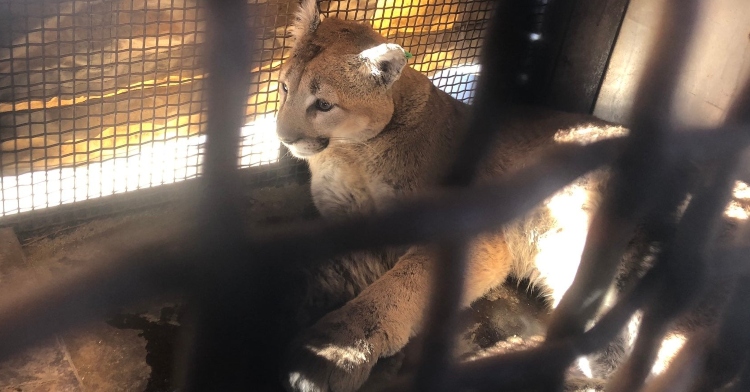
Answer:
xmin=0 ymin=183 xmax=318 ymax=392
xmin=0 ymin=228 xmax=152 ymax=392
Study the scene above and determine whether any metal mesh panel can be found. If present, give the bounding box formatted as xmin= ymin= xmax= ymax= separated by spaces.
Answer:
xmin=0 ymin=0 xmax=209 ymax=218
xmin=0 ymin=0 xmax=493 ymax=224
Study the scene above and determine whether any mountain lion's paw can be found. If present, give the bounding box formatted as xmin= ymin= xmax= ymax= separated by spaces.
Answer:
xmin=282 ymin=315 xmax=380 ymax=392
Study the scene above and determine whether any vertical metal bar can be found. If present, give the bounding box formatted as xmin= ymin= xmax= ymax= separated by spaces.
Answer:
xmin=417 ymin=1 xmax=538 ymax=390
xmin=442 ymin=0 xmax=535 ymax=187
xmin=414 ymin=241 xmax=467 ymax=392
xmin=178 ymin=0 xmax=253 ymax=390
xmin=23 ymin=0 xmax=34 ymax=213
xmin=199 ymin=1 xmax=249 ymax=219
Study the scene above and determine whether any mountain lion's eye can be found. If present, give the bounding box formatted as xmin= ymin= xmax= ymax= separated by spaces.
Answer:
xmin=281 ymin=82 xmax=288 ymax=93
xmin=315 ymin=99 xmax=333 ymax=112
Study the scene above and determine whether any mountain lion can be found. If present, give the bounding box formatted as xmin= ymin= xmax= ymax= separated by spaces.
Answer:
xmin=275 ymin=1 xmax=629 ymax=391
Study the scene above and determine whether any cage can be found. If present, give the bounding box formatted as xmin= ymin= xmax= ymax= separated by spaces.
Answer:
xmin=0 ymin=0 xmax=498 ymax=234
xmin=0 ymin=0 xmax=749 ymax=391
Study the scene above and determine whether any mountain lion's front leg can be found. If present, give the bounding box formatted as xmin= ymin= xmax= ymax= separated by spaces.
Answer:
xmin=283 ymin=235 xmax=511 ymax=392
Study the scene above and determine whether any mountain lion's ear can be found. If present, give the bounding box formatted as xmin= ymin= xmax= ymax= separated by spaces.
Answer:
xmin=356 ymin=43 xmax=409 ymax=88
xmin=291 ymin=0 xmax=321 ymax=43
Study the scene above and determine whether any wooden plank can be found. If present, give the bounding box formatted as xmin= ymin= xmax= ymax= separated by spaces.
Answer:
xmin=0 ymin=338 xmax=84 ymax=392
xmin=594 ymin=0 xmax=750 ymax=128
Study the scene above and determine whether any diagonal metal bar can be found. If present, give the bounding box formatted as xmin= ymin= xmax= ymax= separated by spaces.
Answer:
xmin=608 ymin=149 xmax=742 ymax=391
xmin=640 ymin=330 xmax=710 ymax=392
xmin=256 ymin=138 xmax=625 ymax=262
xmin=1 ymin=125 xmax=748 ymax=368
xmin=0 ymin=137 xmax=622 ymax=365
xmin=546 ymin=0 xmax=702 ymax=343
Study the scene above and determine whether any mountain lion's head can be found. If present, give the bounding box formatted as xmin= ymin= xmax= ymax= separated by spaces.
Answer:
xmin=276 ymin=0 xmax=409 ymax=158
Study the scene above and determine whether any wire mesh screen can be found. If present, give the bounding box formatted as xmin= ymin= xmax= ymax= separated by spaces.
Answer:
xmin=0 ymin=0 xmax=493 ymax=221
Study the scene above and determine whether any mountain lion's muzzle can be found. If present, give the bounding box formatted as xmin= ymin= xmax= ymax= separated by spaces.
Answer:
xmin=280 ymin=136 xmax=330 ymax=158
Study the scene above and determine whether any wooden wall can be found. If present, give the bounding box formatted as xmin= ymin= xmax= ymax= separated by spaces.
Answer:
xmin=594 ymin=0 xmax=750 ymax=128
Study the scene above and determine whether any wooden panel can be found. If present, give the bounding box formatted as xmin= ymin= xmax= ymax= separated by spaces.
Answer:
xmin=594 ymin=0 xmax=750 ymax=128
xmin=543 ymin=0 xmax=631 ymax=113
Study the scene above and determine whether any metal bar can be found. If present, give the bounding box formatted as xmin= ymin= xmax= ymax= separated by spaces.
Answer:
xmin=414 ymin=240 xmax=468 ymax=392
xmin=416 ymin=1 xmax=538 ymax=388
xmin=0 ymin=238 xmax=188 ymax=362
xmin=0 ymin=136 xmax=622 ymax=363
xmin=441 ymin=0 xmax=537 ymax=187
xmin=178 ymin=0 xmax=254 ymax=389
xmin=640 ymin=330 xmax=710 ymax=392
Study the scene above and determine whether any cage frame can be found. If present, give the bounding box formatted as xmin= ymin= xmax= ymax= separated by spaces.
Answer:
xmin=0 ymin=0 xmax=749 ymax=391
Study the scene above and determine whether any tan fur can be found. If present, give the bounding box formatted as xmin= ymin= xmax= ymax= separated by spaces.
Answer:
xmin=277 ymin=1 xmax=627 ymax=391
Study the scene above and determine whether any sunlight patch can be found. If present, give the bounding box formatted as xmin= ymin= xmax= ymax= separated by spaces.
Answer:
xmin=1 ymin=115 xmax=281 ymax=217
xmin=430 ymin=64 xmax=480 ymax=103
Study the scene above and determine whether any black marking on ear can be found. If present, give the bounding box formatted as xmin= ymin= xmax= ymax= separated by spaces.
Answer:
xmin=378 ymin=61 xmax=391 ymax=74
xmin=377 ymin=73 xmax=389 ymax=86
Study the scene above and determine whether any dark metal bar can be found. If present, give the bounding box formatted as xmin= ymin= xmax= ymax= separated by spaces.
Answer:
xmin=259 ymin=138 xmax=626 ymax=262
xmin=441 ymin=0 xmax=537 ymax=187
xmin=178 ymin=0 xmax=254 ymax=389
xmin=416 ymin=1 xmax=539 ymax=388
xmin=607 ymin=308 xmax=672 ymax=391
xmin=640 ymin=331 xmax=710 ymax=392
xmin=197 ymin=0 xmax=251 ymax=238
xmin=0 ymin=137 xmax=621 ymax=364
xmin=413 ymin=240 xmax=467 ymax=392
